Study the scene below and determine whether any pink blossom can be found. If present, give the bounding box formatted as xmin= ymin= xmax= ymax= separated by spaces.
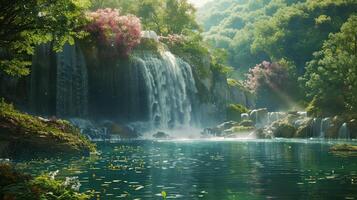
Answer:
xmin=85 ymin=8 xmax=142 ymax=58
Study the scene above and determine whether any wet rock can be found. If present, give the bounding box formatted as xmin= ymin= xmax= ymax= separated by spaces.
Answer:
xmin=347 ymin=119 xmax=357 ymax=138
xmin=239 ymin=120 xmax=254 ymax=127
xmin=272 ymin=121 xmax=296 ymax=138
xmin=249 ymin=108 xmax=268 ymax=126
xmin=241 ymin=113 xmax=250 ymax=121
xmin=0 ymin=106 xmax=95 ymax=158
xmin=104 ymin=122 xmax=140 ymax=139
xmin=153 ymin=131 xmax=170 ymax=139
xmin=295 ymin=118 xmax=314 ymax=138
xmin=330 ymin=144 xmax=357 ymax=152
xmin=203 ymin=121 xmax=239 ymax=136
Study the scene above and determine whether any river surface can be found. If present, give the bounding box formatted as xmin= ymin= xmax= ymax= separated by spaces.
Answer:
xmin=16 ymin=139 xmax=357 ymax=200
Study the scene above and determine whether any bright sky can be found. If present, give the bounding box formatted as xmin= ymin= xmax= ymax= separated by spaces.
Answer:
xmin=188 ymin=0 xmax=211 ymax=8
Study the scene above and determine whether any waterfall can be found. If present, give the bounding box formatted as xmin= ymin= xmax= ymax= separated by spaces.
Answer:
xmin=338 ymin=123 xmax=350 ymax=140
xmin=56 ymin=44 xmax=88 ymax=117
xmin=133 ymin=51 xmax=197 ymax=129
xmin=311 ymin=118 xmax=321 ymax=137
xmin=320 ymin=117 xmax=331 ymax=138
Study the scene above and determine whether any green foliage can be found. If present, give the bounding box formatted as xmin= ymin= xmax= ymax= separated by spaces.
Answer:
xmin=303 ymin=15 xmax=357 ymax=116
xmin=0 ymin=163 xmax=92 ymax=200
xmin=0 ymin=99 xmax=96 ymax=154
xmin=198 ymin=0 xmax=357 ymax=74
xmin=226 ymin=104 xmax=249 ymax=121
xmin=0 ymin=0 xmax=90 ymax=76
xmin=165 ymin=30 xmax=211 ymax=77
xmin=210 ymin=48 xmax=234 ymax=74
xmin=90 ymin=0 xmax=199 ymax=36
xmin=231 ymin=125 xmax=255 ymax=132
xmin=245 ymin=60 xmax=301 ymax=110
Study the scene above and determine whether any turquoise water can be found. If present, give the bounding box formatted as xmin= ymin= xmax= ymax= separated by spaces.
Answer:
xmin=17 ymin=139 xmax=357 ymax=199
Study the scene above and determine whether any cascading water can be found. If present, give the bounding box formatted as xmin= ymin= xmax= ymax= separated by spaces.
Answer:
xmin=311 ymin=118 xmax=321 ymax=137
xmin=320 ymin=117 xmax=331 ymax=138
xmin=338 ymin=123 xmax=350 ymax=140
xmin=132 ymin=51 xmax=198 ymax=130
xmin=56 ymin=44 xmax=88 ymax=117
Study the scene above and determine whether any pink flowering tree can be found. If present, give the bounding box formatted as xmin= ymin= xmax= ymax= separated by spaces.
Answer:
xmin=245 ymin=60 xmax=300 ymax=110
xmin=85 ymin=8 xmax=142 ymax=58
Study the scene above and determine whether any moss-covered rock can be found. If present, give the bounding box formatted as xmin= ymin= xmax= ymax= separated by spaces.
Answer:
xmin=330 ymin=144 xmax=357 ymax=152
xmin=239 ymin=120 xmax=254 ymax=127
xmin=226 ymin=104 xmax=249 ymax=122
xmin=0 ymin=163 xmax=92 ymax=199
xmin=272 ymin=121 xmax=296 ymax=138
xmin=0 ymin=100 xmax=95 ymax=158
xmin=295 ymin=118 xmax=314 ymax=138
xmin=222 ymin=126 xmax=255 ymax=138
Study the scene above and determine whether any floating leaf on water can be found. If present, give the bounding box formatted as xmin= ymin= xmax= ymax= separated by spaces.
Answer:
xmin=161 ymin=191 xmax=167 ymax=199
xmin=135 ymin=185 xmax=144 ymax=190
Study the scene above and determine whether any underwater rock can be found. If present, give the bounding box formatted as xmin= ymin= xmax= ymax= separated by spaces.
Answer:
xmin=330 ymin=144 xmax=357 ymax=152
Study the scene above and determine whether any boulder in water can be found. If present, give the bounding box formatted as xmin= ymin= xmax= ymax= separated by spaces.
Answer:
xmin=153 ymin=131 xmax=170 ymax=139
xmin=272 ymin=121 xmax=296 ymax=138
xmin=295 ymin=118 xmax=314 ymax=138
xmin=330 ymin=144 xmax=357 ymax=152
xmin=239 ymin=120 xmax=254 ymax=127
xmin=249 ymin=108 xmax=268 ymax=126
xmin=105 ymin=122 xmax=140 ymax=139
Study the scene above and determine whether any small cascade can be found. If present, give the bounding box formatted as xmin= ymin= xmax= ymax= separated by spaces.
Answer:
xmin=338 ymin=123 xmax=350 ymax=140
xmin=241 ymin=113 xmax=249 ymax=121
xmin=134 ymin=51 xmax=197 ymax=129
xmin=267 ymin=112 xmax=285 ymax=124
xmin=320 ymin=117 xmax=331 ymax=138
xmin=311 ymin=118 xmax=321 ymax=137
xmin=56 ymin=44 xmax=88 ymax=117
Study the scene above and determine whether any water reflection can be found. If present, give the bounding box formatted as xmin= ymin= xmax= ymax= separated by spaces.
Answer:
xmin=15 ymin=139 xmax=357 ymax=200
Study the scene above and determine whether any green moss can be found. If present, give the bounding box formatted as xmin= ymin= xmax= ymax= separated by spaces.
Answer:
xmin=227 ymin=78 xmax=240 ymax=87
xmin=330 ymin=144 xmax=357 ymax=152
xmin=231 ymin=126 xmax=255 ymax=132
xmin=226 ymin=104 xmax=249 ymax=121
xmin=273 ymin=122 xmax=296 ymax=138
xmin=135 ymin=38 xmax=163 ymax=53
xmin=0 ymin=99 xmax=95 ymax=157
xmin=0 ymin=163 xmax=92 ymax=199
xmin=239 ymin=120 xmax=254 ymax=127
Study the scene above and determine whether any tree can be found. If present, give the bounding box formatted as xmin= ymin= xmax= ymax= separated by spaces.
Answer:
xmin=245 ymin=59 xmax=300 ymax=110
xmin=162 ymin=0 xmax=199 ymax=35
xmin=0 ymin=0 xmax=90 ymax=76
xmin=303 ymin=15 xmax=357 ymax=116
xmin=85 ymin=8 xmax=142 ymax=58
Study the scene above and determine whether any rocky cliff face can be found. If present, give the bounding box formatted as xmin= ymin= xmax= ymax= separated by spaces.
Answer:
xmin=0 ymin=40 xmax=254 ymax=130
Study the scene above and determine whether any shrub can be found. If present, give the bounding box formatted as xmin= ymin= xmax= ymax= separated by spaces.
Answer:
xmin=245 ymin=60 xmax=300 ymax=110
xmin=0 ymin=164 xmax=92 ymax=200
xmin=85 ymin=8 xmax=142 ymax=58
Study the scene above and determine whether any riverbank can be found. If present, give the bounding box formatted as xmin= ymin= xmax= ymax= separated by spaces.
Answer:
xmin=0 ymin=100 xmax=95 ymax=158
